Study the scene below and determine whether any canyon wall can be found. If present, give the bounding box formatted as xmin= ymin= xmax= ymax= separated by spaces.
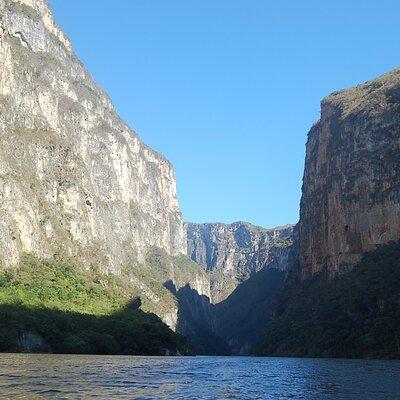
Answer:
xmin=0 ymin=0 xmax=186 ymax=273
xmin=181 ymin=221 xmax=297 ymax=354
xmin=259 ymin=67 xmax=400 ymax=358
xmin=299 ymin=68 xmax=400 ymax=276
xmin=187 ymin=222 xmax=294 ymax=302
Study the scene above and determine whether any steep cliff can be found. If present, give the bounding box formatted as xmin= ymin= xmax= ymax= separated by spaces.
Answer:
xmin=187 ymin=222 xmax=294 ymax=302
xmin=215 ymin=267 xmax=286 ymax=355
xmin=177 ymin=222 xmax=297 ymax=354
xmin=0 ymin=0 xmax=186 ymax=273
xmin=299 ymin=68 xmax=400 ymax=276
xmin=260 ymin=68 xmax=400 ymax=358
xmin=0 ymin=0 xmax=216 ymax=343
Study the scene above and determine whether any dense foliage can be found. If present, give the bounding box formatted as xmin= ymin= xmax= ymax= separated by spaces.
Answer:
xmin=258 ymin=241 xmax=400 ymax=359
xmin=0 ymin=255 xmax=191 ymax=355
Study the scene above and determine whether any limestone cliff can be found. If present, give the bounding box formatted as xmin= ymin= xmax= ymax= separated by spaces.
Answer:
xmin=299 ymin=67 xmax=400 ymax=276
xmin=186 ymin=222 xmax=294 ymax=302
xmin=0 ymin=0 xmax=186 ymax=273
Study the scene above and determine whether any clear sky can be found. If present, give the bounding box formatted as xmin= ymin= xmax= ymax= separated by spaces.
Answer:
xmin=50 ymin=0 xmax=400 ymax=228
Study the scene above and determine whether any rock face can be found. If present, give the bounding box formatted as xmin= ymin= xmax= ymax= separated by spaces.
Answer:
xmin=0 ymin=0 xmax=186 ymax=272
xmin=186 ymin=222 xmax=294 ymax=301
xmin=177 ymin=222 xmax=297 ymax=355
xmin=299 ymin=68 xmax=400 ymax=277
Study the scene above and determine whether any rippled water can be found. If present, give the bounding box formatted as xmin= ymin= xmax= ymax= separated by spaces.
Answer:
xmin=0 ymin=354 xmax=398 ymax=399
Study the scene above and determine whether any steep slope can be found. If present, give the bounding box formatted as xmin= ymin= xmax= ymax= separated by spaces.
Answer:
xmin=187 ymin=222 xmax=294 ymax=302
xmin=299 ymin=68 xmax=400 ymax=276
xmin=260 ymin=68 xmax=400 ymax=358
xmin=259 ymin=241 xmax=400 ymax=359
xmin=0 ymin=0 xmax=210 ymax=348
xmin=177 ymin=222 xmax=296 ymax=354
xmin=165 ymin=281 xmax=231 ymax=355
xmin=0 ymin=254 xmax=192 ymax=355
xmin=0 ymin=0 xmax=186 ymax=272
xmin=215 ymin=267 xmax=286 ymax=355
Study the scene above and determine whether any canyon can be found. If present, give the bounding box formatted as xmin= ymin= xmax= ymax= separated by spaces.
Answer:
xmin=176 ymin=222 xmax=296 ymax=354
xmin=0 ymin=0 xmax=294 ymax=355
xmin=1 ymin=0 xmax=400 ymax=358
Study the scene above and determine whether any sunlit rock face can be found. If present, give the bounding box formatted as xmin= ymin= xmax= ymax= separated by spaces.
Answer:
xmin=299 ymin=68 xmax=400 ymax=277
xmin=0 ymin=0 xmax=186 ymax=272
xmin=186 ymin=222 xmax=294 ymax=302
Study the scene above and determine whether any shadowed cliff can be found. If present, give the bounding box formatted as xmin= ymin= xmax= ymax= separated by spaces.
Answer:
xmin=164 ymin=268 xmax=287 ymax=355
xmin=164 ymin=280 xmax=230 ymax=355
xmin=215 ymin=268 xmax=286 ymax=355
xmin=0 ymin=300 xmax=192 ymax=355
xmin=259 ymin=240 xmax=400 ymax=359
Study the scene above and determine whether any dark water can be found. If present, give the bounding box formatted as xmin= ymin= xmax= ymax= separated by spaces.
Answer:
xmin=0 ymin=354 xmax=399 ymax=399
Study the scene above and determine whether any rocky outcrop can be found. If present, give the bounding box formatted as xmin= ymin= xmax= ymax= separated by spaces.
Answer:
xmin=187 ymin=222 xmax=294 ymax=301
xmin=0 ymin=0 xmax=186 ymax=272
xmin=299 ymin=67 xmax=400 ymax=276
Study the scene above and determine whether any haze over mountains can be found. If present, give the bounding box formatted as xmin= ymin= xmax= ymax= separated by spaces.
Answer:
xmin=0 ymin=0 xmax=399 ymax=358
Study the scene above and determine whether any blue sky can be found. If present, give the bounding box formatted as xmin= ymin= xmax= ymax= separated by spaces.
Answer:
xmin=50 ymin=0 xmax=400 ymax=228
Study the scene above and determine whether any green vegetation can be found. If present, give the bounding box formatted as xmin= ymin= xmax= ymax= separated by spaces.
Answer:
xmin=133 ymin=249 xmax=179 ymax=311
xmin=128 ymin=248 xmax=209 ymax=317
xmin=0 ymin=254 xmax=191 ymax=355
xmin=0 ymin=254 xmax=131 ymax=314
xmin=258 ymin=241 xmax=400 ymax=359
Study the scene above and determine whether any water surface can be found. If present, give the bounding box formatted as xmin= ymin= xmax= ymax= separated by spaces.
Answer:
xmin=0 ymin=354 xmax=398 ymax=399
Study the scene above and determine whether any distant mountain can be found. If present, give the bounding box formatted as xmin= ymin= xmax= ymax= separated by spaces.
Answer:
xmin=186 ymin=221 xmax=294 ymax=302
xmin=177 ymin=222 xmax=297 ymax=355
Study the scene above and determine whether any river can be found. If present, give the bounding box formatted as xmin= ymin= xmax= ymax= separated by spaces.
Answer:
xmin=0 ymin=354 xmax=398 ymax=399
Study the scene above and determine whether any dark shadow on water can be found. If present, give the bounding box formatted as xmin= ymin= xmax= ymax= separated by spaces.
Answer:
xmin=0 ymin=298 xmax=191 ymax=356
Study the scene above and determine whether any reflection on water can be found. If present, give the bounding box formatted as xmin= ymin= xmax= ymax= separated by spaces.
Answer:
xmin=0 ymin=354 xmax=398 ymax=399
